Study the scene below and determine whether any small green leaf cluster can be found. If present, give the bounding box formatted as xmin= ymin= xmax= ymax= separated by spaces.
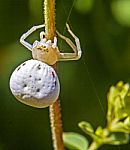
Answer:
xmin=63 ymin=81 xmax=130 ymax=150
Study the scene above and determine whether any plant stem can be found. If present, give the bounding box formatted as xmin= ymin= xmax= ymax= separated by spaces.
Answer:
xmin=44 ymin=0 xmax=64 ymax=150
xmin=44 ymin=0 xmax=56 ymax=40
xmin=88 ymin=141 xmax=102 ymax=150
xmin=49 ymin=99 xmax=64 ymax=150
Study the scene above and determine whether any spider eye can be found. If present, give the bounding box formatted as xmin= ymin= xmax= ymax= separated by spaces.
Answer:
xmin=43 ymin=45 xmax=46 ymax=48
xmin=36 ymin=46 xmax=42 ymax=50
xmin=42 ymin=45 xmax=48 ymax=51
xmin=36 ymin=45 xmax=49 ymax=52
xmin=36 ymin=45 xmax=46 ymax=50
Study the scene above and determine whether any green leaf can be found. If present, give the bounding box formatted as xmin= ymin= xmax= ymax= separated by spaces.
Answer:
xmin=78 ymin=121 xmax=94 ymax=134
xmin=123 ymin=93 xmax=130 ymax=116
xmin=95 ymin=126 xmax=104 ymax=137
xmin=107 ymin=81 xmax=129 ymax=122
xmin=63 ymin=132 xmax=88 ymax=150
xmin=124 ymin=117 xmax=130 ymax=128
xmin=106 ymin=132 xmax=129 ymax=145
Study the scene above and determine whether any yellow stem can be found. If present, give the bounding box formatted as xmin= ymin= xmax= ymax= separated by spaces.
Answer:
xmin=44 ymin=0 xmax=56 ymax=40
xmin=49 ymin=99 xmax=64 ymax=150
xmin=44 ymin=0 xmax=64 ymax=149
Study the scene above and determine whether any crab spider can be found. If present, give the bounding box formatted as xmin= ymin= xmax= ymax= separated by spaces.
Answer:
xmin=20 ymin=24 xmax=82 ymax=65
xmin=10 ymin=24 xmax=82 ymax=108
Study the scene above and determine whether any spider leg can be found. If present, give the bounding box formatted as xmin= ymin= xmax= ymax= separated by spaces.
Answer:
xmin=40 ymin=31 xmax=46 ymax=40
xmin=66 ymin=23 xmax=82 ymax=57
xmin=56 ymin=24 xmax=82 ymax=61
xmin=52 ymin=37 xmax=58 ymax=48
xmin=20 ymin=24 xmax=45 ymax=51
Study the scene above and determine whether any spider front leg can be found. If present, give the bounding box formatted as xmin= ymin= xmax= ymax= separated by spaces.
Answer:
xmin=57 ymin=23 xmax=82 ymax=61
xmin=20 ymin=24 xmax=45 ymax=51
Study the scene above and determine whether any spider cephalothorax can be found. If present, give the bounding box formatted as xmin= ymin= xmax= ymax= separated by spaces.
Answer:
xmin=32 ymin=37 xmax=60 ymax=65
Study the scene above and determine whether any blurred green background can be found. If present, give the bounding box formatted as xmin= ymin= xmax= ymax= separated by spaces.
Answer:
xmin=1 ymin=0 xmax=130 ymax=149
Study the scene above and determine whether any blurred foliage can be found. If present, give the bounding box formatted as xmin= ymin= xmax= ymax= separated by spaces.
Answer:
xmin=64 ymin=82 xmax=130 ymax=150
xmin=74 ymin=0 xmax=94 ymax=14
xmin=111 ymin=0 xmax=130 ymax=27
xmin=0 ymin=0 xmax=130 ymax=150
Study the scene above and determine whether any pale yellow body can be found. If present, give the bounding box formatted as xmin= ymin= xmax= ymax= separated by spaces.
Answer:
xmin=32 ymin=43 xmax=60 ymax=65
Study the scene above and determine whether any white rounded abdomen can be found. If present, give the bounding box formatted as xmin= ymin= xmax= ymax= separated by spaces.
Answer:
xmin=10 ymin=59 xmax=60 ymax=108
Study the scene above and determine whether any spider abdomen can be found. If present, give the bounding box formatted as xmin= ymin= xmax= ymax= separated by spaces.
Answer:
xmin=10 ymin=59 xmax=60 ymax=108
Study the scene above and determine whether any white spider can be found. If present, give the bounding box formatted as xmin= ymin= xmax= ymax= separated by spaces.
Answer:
xmin=20 ymin=23 xmax=82 ymax=65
